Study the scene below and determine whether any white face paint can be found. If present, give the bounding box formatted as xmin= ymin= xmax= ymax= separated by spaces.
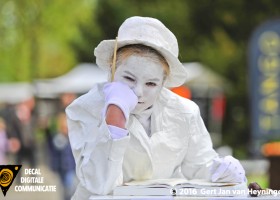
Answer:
xmin=114 ymin=55 xmax=165 ymax=114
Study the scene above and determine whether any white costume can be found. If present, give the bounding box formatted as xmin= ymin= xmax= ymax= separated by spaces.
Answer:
xmin=66 ymin=16 xmax=246 ymax=199
xmin=66 ymin=83 xmax=218 ymax=198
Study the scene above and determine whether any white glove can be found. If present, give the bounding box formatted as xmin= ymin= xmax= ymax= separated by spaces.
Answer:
xmin=103 ymin=82 xmax=138 ymax=120
xmin=210 ymin=156 xmax=246 ymax=183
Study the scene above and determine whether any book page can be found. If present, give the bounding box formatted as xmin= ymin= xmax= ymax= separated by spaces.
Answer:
xmin=182 ymin=179 xmax=238 ymax=187
xmin=124 ymin=178 xmax=239 ymax=188
xmin=124 ymin=178 xmax=188 ymax=187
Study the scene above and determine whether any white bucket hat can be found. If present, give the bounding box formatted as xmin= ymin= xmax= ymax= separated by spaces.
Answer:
xmin=94 ymin=16 xmax=187 ymax=88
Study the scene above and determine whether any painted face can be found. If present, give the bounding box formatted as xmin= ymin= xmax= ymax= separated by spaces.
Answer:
xmin=114 ymin=55 xmax=165 ymax=114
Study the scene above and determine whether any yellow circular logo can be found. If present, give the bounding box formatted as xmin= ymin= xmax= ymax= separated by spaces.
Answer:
xmin=0 ymin=169 xmax=13 ymax=187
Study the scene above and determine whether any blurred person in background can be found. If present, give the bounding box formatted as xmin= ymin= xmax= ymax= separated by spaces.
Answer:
xmin=0 ymin=104 xmax=22 ymax=164
xmin=0 ymin=117 xmax=20 ymax=164
xmin=0 ymin=117 xmax=8 ymax=164
xmin=44 ymin=93 xmax=77 ymax=200
xmin=46 ymin=112 xmax=76 ymax=200
xmin=15 ymin=97 xmax=37 ymax=169
xmin=60 ymin=93 xmax=77 ymax=112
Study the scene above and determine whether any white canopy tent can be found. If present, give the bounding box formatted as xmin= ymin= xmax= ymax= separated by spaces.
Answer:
xmin=0 ymin=83 xmax=34 ymax=104
xmin=183 ymin=62 xmax=228 ymax=97
xmin=34 ymin=63 xmax=108 ymax=98
xmin=34 ymin=62 xmax=226 ymax=98
xmin=0 ymin=62 xmax=227 ymax=103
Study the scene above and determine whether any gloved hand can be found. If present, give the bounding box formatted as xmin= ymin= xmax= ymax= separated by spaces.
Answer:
xmin=103 ymin=81 xmax=138 ymax=120
xmin=210 ymin=156 xmax=246 ymax=183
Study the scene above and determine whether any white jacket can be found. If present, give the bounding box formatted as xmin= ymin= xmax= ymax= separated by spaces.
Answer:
xmin=66 ymin=82 xmax=218 ymax=199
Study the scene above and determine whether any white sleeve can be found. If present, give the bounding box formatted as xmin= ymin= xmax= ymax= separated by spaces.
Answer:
xmin=66 ymin=98 xmax=130 ymax=195
xmin=181 ymin=104 xmax=218 ymax=180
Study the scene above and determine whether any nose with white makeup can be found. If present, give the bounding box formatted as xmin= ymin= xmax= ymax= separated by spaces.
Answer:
xmin=132 ymin=83 xmax=143 ymax=100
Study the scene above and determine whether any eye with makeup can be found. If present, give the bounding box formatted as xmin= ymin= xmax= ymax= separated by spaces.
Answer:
xmin=123 ymin=76 xmax=135 ymax=82
xmin=146 ymin=82 xmax=157 ymax=87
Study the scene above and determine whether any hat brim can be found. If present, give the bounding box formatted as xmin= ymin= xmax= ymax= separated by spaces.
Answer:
xmin=94 ymin=39 xmax=187 ymax=88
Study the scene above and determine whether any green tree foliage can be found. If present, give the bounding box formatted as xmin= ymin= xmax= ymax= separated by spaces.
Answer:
xmin=0 ymin=0 xmax=94 ymax=81
xmin=72 ymin=0 xmax=191 ymax=63
xmin=184 ymin=0 xmax=280 ymax=158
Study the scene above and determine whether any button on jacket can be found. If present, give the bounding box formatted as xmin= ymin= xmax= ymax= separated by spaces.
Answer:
xmin=66 ymin=82 xmax=218 ymax=199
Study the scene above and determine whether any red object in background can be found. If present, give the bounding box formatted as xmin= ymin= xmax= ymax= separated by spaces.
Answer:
xmin=171 ymin=86 xmax=192 ymax=99
xmin=212 ymin=94 xmax=226 ymax=121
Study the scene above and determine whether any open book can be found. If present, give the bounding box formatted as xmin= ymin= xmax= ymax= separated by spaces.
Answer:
xmin=113 ymin=178 xmax=248 ymax=197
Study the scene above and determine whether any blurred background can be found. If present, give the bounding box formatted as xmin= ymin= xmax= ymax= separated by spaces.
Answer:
xmin=1 ymin=0 xmax=280 ymax=199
